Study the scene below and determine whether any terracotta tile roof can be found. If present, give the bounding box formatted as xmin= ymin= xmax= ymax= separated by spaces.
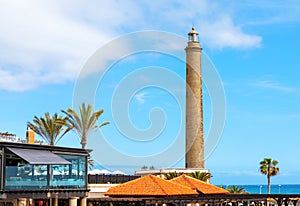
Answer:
xmin=170 ymin=175 xmax=229 ymax=194
xmin=105 ymin=175 xmax=198 ymax=197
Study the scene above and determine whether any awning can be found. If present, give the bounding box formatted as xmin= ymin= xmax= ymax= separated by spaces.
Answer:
xmin=7 ymin=147 xmax=71 ymax=165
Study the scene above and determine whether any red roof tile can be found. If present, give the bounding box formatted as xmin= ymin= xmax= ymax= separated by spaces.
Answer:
xmin=105 ymin=175 xmax=198 ymax=197
xmin=170 ymin=175 xmax=229 ymax=194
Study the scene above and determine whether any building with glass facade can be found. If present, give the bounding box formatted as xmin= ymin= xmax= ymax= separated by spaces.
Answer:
xmin=0 ymin=141 xmax=89 ymax=206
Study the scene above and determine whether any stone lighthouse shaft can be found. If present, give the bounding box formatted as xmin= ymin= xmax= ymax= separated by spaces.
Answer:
xmin=185 ymin=27 xmax=204 ymax=169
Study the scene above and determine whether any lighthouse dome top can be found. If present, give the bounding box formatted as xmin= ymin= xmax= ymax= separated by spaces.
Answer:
xmin=188 ymin=27 xmax=199 ymax=42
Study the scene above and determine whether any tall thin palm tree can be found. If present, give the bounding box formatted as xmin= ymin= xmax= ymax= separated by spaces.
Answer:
xmin=27 ymin=112 xmax=70 ymax=146
xmin=260 ymin=158 xmax=279 ymax=194
xmin=60 ymin=103 xmax=109 ymax=149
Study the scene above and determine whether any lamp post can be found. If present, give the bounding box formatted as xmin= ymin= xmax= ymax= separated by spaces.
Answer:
xmin=260 ymin=185 xmax=262 ymax=194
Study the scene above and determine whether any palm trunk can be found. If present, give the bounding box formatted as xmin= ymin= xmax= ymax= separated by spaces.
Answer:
xmin=268 ymin=174 xmax=271 ymax=194
xmin=81 ymin=134 xmax=87 ymax=149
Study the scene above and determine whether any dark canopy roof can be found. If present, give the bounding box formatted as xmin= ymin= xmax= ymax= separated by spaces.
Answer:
xmin=8 ymin=147 xmax=71 ymax=165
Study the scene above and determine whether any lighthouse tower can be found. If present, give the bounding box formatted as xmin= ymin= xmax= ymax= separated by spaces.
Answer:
xmin=185 ymin=27 xmax=204 ymax=169
xmin=135 ymin=28 xmax=209 ymax=178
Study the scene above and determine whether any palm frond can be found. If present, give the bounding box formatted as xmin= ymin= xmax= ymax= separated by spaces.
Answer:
xmin=61 ymin=103 xmax=109 ymax=149
xmin=27 ymin=112 xmax=70 ymax=146
xmin=227 ymin=185 xmax=247 ymax=194
xmin=259 ymin=157 xmax=280 ymax=194
xmin=188 ymin=171 xmax=211 ymax=182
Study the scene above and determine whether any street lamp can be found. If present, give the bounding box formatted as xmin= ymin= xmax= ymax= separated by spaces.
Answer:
xmin=260 ymin=185 xmax=262 ymax=194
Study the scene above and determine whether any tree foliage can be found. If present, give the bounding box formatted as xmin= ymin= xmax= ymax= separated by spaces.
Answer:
xmin=141 ymin=165 xmax=148 ymax=170
xmin=165 ymin=171 xmax=182 ymax=180
xmin=88 ymin=156 xmax=95 ymax=170
xmin=260 ymin=158 xmax=279 ymax=194
xmin=27 ymin=112 xmax=70 ymax=146
xmin=59 ymin=103 xmax=109 ymax=149
xmin=188 ymin=171 xmax=211 ymax=182
xmin=227 ymin=185 xmax=248 ymax=194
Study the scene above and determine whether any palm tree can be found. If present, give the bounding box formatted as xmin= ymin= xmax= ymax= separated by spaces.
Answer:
xmin=260 ymin=158 xmax=279 ymax=194
xmin=60 ymin=103 xmax=109 ymax=149
xmin=27 ymin=112 xmax=70 ymax=146
xmin=141 ymin=165 xmax=148 ymax=170
xmin=88 ymin=156 xmax=94 ymax=170
xmin=165 ymin=171 xmax=181 ymax=180
xmin=227 ymin=185 xmax=248 ymax=194
xmin=188 ymin=171 xmax=211 ymax=182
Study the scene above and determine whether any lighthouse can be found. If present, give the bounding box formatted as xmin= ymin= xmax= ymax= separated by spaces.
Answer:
xmin=135 ymin=28 xmax=209 ymax=178
xmin=185 ymin=27 xmax=204 ymax=169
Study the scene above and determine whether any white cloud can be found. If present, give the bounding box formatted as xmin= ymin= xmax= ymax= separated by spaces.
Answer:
xmin=216 ymin=170 xmax=261 ymax=177
xmin=134 ymin=92 xmax=149 ymax=104
xmin=0 ymin=0 xmax=109 ymax=91
xmin=254 ymin=79 xmax=296 ymax=92
xmin=0 ymin=0 xmax=263 ymax=91
xmin=136 ymin=1 xmax=262 ymax=49
xmin=200 ymin=15 xmax=262 ymax=49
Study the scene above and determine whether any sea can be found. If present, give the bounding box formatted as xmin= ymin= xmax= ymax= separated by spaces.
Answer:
xmin=238 ymin=185 xmax=300 ymax=194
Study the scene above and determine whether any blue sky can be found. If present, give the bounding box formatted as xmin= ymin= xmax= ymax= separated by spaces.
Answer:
xmin=1 ymin=1 xmax=300 ymax=185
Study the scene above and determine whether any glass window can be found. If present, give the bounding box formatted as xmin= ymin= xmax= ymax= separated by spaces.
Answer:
xmin=0 ymin=153 xmax=2 ymax=190
xmin=4 ymin=149 xmax=87 ymax=191
xmin=5 ymin=151 xmax=47 ymax=190
xmin=50 ymin=154 xmax=86 ymax=189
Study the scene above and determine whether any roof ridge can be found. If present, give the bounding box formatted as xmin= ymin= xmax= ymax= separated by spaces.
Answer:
xmin=176 ymin=174 xmax=229 ymax=194
xmin=107 ymin=174 xmax=142 ymax=190
xmin=164 ymin=175 xmax=198 ymax=193
xmin=149 ymin=175 xmax=169 ymax=195
xmin=106 ymin=174 xmax=199 ymax=196
xmin=182 ymin=175 xmax=197 ymax=190
xmin=182 ymin=174 xmax=209 ymax=184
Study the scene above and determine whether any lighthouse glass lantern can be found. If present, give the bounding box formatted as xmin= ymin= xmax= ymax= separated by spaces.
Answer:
xmin=188 ymin=27 xmax=199 ymax=42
